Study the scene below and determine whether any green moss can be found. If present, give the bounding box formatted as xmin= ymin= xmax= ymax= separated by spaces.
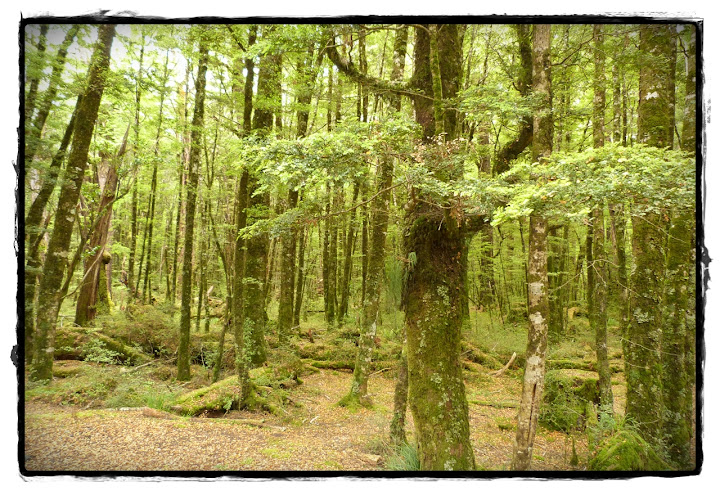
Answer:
xmin=171 ymin=376 xmax=240 ymax=416
xmin=539 ymin=370 xmax=600 ymax=432
xmin=588 ymin=429 xmax=670 ymax=471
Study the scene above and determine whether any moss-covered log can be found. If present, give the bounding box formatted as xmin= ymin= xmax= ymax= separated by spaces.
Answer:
xmin=53 ymin=326 xmax=151 ymax=366
xmin=539 ymin=370 xmax=599 ymax=432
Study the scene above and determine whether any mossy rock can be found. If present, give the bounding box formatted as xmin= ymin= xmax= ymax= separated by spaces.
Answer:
xmin=539 ymin=370 xmax=600 ymax=433
xmin=588 ymin=429 xmax=670 ymax=471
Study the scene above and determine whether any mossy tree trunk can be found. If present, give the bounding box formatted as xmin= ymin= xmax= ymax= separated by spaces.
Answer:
xmin=403 ymin=24 xmax=475 ymax=471
xmin=242 ymin=29 xmax=281 ymax=367
xmin=589 ymin=24 xmax=613 ymax=414
xmin=680 ymin=25 xmax=696 ymax=152
xmin=661 ymin=25 xmax=696 ymax=467
xmin=513 ymin=23 xmax=552 ymax=471
xmin=624 ymin=24 xmax=677 ymax=446
xmin=24 ymin=93 xmax=81 ymax=363
xmin=232 ymin=25 xmax=257 ymax=397
xmin=661 ymin=210 xmax=693 ymax=467
xmin=30 ymin=24 xmax=116 ymax=381
xmin=177 ymin=33 xmax=209 ymax=381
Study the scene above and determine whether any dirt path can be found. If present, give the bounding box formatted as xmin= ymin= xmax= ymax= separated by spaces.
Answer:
xmin=24 ymin=368 xmax=587 ymax=472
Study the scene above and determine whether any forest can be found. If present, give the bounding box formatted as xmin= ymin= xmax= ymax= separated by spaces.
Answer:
xmin=21 ymin=21 xmax=698 ymax=473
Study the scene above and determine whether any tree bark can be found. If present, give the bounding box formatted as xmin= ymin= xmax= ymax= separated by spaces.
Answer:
xmin=177 ymin=33 xmax=209 ymax=381
xmin=30 ymin=25 xmax=116 ymax=381
xmin=589 ymin=24 xmax=614 ymax=414
xmin=512 ymin=23 xmax=552 ymax=471
xmin=624 ymin=24 xmax=677 ymax=446
xmin=74 ymin=129 xmax=128 ymax=326
xmin=403 ymin=24 xmax=475 ymax=471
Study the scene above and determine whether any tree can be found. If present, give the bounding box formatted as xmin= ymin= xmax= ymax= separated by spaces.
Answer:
xmin=512 ymin=23 xmax=552 ymax=471
xmin=624 ymin=24 xmax=677 ymax=446
xmin=177 ymin=30 xmax=209 ymax=381
xmin=74 ymin=127 xmax=129 ymax=325
xmin=588 ymin=24 xmax=614 ymax=415
xmin=30 ymin=24 xmax=117 ymax=382
xmin=402 ymin=24 xmax=476 ymax=471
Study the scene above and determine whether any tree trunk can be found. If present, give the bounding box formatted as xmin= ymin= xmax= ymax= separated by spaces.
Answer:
xmin=338 ymin=181 xmax=360 ymax=322
xmin=342 ymin=160 xmax=392 ymax=406
xmin=589 ymin=24 xmax=613 ymax=414
xmin=74 ymin=130 xmax=128 ymax=325
xmin=24 ymin=25 xmax=49 ymax=122
xmin=30 ymin=25 xmax=116 ymax=381
xmin=292 ymin=226 xmax=307 ymax=328
xmin=177 ymin=34 xmax=209 ymax=381
xmin=512 ymin=23 xmax=552 ymax=471
xmin=624 ymin=24 xmax=677 ymax=446
xmin=278 ymin=189 xmax=299 ymax=346
xmin=24 ymin=94 xmax=82 ymax=362
xmin=681 ymin=25 xmax=696 ymax=152
xmin=25 ymin=25 xmax=79 ymax=166
xmin=403 ymin=24 xmax=475 ymax=471
xmin=661 ymin=211 xmax=693 ymax=467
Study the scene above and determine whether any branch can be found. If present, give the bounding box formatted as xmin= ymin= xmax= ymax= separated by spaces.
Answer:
xmin=323 ymin=28 xmax=426 ymax=101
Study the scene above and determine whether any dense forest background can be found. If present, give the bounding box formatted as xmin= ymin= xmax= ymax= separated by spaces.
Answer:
xmin=21 ymin=20 xmax=699 ymax=473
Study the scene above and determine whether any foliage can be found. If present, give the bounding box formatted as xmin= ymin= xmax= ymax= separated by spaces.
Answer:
xmin=81 ymin=338 xmax=123 ymax=365
xmin=385 ymin=441 xmax=421 ymax=471
xmin=587 ymin=415 xmax=671 ymax=471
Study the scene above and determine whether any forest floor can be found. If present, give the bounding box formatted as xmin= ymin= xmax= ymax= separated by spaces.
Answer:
xmin=23 ymin=358 xmax=627 ymax=472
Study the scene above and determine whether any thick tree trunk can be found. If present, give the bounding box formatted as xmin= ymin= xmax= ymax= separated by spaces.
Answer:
xmin=403 ymin=24 xmax=475 ymax=471
xmin=24 ymin=94 xmax=82 ymax=362
xmin=177 ymin=35 xmax=209 ymax=381
xmin=661 ymin=211 xmax=693 ymax=467
xmin=624 ymin=24 xmax=677 ymax=446
xmin=512 ymin=23 xmax=552 ymax=471
xmin=30 ymin=25 xmax=116 ymax=381
xmin=241 ymin=30 xmax=281 ymax=367
xmin=588 ymin=209 xmax=613 ymax=413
